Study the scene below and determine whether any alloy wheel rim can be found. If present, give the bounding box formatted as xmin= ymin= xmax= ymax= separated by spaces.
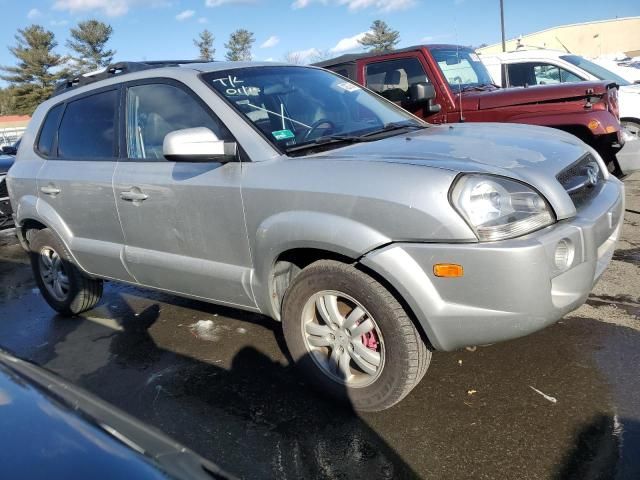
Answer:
xmin=301 ymin=290 xmax=385 ymax=388
xmin=39 ymin=247 xmax=70 ymax=302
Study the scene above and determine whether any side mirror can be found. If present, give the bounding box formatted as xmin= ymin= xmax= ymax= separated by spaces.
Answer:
xmin=1 ymin=145 xmax=17 ymax=155
xmin=407 ymin=82 xmax=441 ymax=113
xmin=163 ymin=127 xmax=237 ymax=163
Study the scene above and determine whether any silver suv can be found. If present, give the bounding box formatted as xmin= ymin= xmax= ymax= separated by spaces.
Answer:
xmin=8 ymin=61 xmax=624 ymax=411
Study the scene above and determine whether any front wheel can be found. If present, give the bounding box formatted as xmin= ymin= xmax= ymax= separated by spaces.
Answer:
xmin=621 ymin=120 xmax=640 ymax=140
xmin=281 ymin=260 xmax=431 ymax=411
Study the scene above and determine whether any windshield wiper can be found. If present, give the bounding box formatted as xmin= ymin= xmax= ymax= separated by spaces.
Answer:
xmin=359 ymin=122 xmax=427 ymax=138
xmin=285 ymin=135 xmax=366 ymax=154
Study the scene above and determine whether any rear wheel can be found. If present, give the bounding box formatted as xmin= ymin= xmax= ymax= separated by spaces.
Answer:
xmin=281 ymin=260 xmax=431 ymax=411
xmin=29 ymin=228 xmax=103 ymax=316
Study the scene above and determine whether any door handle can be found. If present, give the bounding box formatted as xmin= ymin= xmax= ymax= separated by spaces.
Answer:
xmin=120 ymin=189 xmax=148 ymax=202
xmin=40 ymin=185 xmax=61 ymax=196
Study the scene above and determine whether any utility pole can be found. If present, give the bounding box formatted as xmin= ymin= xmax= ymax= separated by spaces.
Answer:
xmin=500 ymin=0 xmax=506 ymax=52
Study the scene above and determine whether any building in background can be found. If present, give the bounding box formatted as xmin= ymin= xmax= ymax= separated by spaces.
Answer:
xmin=0 ymin=115 xmax=30 ymax=147
xmin=478 ymin=17 xmax=640 ymax=58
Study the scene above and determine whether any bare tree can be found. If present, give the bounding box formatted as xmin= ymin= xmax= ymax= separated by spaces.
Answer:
xmin=283 ymin=51 xmax=306 ymax=64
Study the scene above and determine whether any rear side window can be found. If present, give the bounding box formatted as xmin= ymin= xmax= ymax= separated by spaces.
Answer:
xmin=57 ymin=90 xmax=117 ymax=159
xmin=36 ymin=103 xmax=63 ymax=157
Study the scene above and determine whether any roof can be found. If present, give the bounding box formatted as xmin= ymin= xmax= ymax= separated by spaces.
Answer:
xmin=52 ymin=60 xmax=293 ymax=97
xmin=479 ymin=49 xmax=571 ymax=60
xmin=313 ymin=44 xmax=469 ymax=67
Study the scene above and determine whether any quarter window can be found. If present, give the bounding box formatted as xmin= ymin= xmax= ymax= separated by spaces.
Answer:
xmin=57 ymin=90 xmax=117 ymax=159
xmin=126 ymin=83 xmax=230 ymax=161
xmin=365 ymin=58 xmax=429 ymax=102
xmin=36 ymin=103 xmax=63 ymax=157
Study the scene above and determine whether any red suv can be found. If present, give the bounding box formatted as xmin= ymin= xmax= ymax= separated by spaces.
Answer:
xmin=316 ymin=45 xmax=625 ymax=175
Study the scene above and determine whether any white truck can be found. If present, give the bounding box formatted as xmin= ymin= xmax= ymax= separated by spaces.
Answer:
xmin=481 ymin=48 xmax=640 ymax=173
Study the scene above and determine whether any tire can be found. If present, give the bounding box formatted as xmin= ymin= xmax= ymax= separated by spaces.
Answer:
xmin=281 ymin=260 xmax=431 ymax=411
xmin=29 ymin=228 xmax=103 ymax=316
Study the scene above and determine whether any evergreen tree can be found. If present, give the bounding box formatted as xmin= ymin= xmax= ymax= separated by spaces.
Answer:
xmin=225 ymin=29 xmax=255 ymax=61
xmin=194 ymin=29 xmax=215 ymax=61
xmin=358 ymin=20 xmax=400 ymax=53
xmin=0 ymin=87 xmax=17 ymax=116
xmin=0 ymin=25 xmax=67 ymax=114
xmin=66 ymin=19 xmax=115 ymax=74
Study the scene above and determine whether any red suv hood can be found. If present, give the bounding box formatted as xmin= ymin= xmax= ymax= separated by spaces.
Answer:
xmin=462 ymin=81 xmax=614 ymax=111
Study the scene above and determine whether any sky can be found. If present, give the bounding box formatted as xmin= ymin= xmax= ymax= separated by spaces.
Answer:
xmin=0 ymin=0 xmax=638 ymax=72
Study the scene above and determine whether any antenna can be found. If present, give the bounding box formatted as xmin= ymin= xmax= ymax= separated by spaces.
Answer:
xmin=555 ymin=36 xmax=572 ymax=54
xmin=453 ymin=15 xmax=465 ymax=122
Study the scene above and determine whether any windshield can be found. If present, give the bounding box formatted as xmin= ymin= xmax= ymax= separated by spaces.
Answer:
xmin=203 ymin=66 xmax=421 ymax=153
xmin=560 ymin=55 xmax=630 ymax=86
xmin=430 ymin=47 xmax=495 ymax=90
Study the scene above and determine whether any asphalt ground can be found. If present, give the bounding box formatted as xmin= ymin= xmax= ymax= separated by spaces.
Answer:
xmin=0 ymin=174 xmax=638 ymax=479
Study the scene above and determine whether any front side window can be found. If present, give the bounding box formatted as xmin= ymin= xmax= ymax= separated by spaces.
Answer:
xmin=430 ymin=47 xmax=495 ymax=91
xmin=204 ymin=66 xmax=420 ymax=152
xmin=57 ymin=90 xmax=117 ymax=159
xmin=126 ymin=83 xmax=231 ymax=161
xmin=507 ymin=62 xmax=583 ymax=87
xmin=365 ymin=58 xmax=429 ymax=102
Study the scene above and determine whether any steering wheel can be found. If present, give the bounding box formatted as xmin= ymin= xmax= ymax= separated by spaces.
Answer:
xmin=303 ymin=119 xmax=336 ymax=141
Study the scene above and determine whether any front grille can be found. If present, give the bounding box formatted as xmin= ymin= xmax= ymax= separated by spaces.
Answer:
xmin=556 ymin=154 xmax=604 ymax=209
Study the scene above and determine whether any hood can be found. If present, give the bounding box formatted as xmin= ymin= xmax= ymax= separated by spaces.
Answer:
xmin=312 ymin=123 xmax=593 ymax=219
xmin=620 ymin=83 xmax=640 ymax=95
xmin=461 ymin=81 xmax=613 ymax=111
xmin=0 ymin=155 xmax=15 ymax=173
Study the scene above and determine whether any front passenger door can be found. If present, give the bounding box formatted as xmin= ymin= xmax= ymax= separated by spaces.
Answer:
xmin=113 ymin=80 xmax=255 ymax=308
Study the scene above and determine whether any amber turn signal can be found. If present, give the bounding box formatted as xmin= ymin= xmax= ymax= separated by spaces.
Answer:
xmin=433 ymin=264 xmax=464 ymax=278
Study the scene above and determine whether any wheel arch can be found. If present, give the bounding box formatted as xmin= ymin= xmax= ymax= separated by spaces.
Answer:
xmin=266 ymin=246 xmax=435 ymax=350
xmin=15 ymin=200 xmax=85 ymax=273
xmin=252 ymin=211 xmax=392 ymax=320
xmin=620 ymin=117 xmax=640 ymax=126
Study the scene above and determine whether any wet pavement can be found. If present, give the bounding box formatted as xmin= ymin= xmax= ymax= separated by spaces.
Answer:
xmin=0 ymin=175 xmax=639 ymax=479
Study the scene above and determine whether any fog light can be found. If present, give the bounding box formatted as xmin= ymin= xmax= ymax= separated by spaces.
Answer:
xmin=554 ymin=239 xmax=574 ymax=270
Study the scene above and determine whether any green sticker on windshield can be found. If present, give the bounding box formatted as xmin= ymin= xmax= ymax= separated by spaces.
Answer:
xmin=272 ymin=129 xmax=295 ymax=140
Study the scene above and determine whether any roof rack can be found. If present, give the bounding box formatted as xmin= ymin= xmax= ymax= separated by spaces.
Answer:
xmin=51 ymin=60 xmax=212 ymax=98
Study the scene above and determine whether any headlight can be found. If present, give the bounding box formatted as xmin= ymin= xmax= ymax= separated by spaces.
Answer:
xmin=450 ymin=174 xmax=555 ymax=242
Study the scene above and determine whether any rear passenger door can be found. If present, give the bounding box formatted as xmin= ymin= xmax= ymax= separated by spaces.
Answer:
xmin=113 ymin=79 xmax=255 ymax=308
xmin=36 ymin=88 xmax=134 ymax=282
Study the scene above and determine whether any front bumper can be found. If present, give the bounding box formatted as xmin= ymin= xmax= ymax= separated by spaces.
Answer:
xmin=361 ymin=179 xmax=624 ymax=351
xmin=617 ymin=128 xmax=640 ymax=176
